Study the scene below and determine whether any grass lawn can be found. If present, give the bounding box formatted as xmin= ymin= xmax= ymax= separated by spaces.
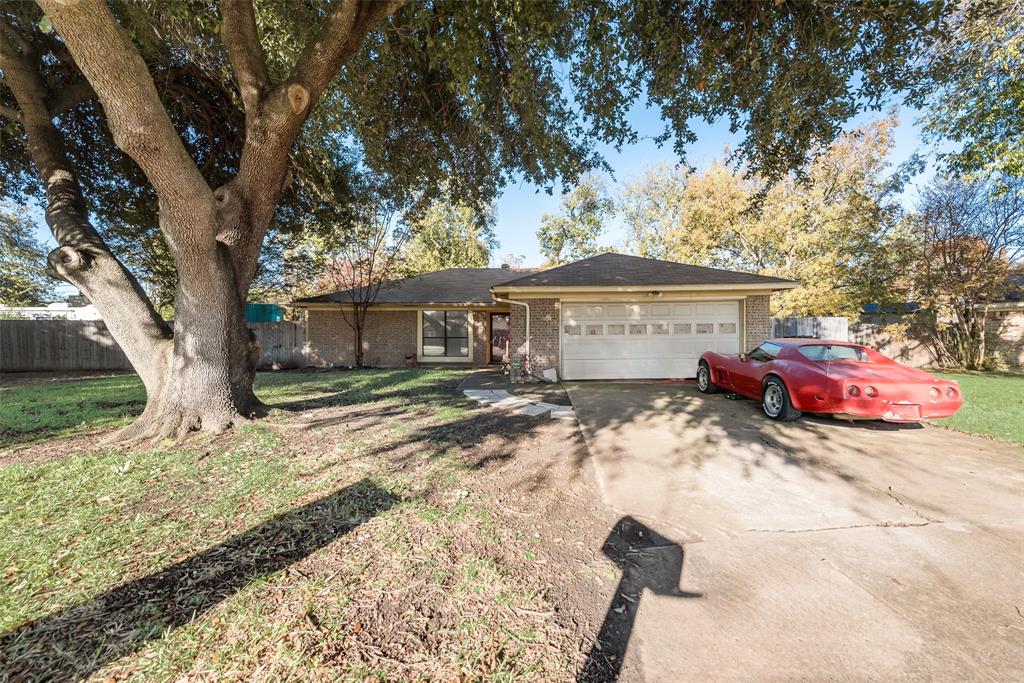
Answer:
xmin=930 ymin=370 xmax=1024 ymax=445
xmin=0 ymin=369 xmax=580 ymax=681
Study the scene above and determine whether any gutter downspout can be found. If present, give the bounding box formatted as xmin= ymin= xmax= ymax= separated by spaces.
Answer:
xmin=492 ymin=293 xmax=530 ymax=367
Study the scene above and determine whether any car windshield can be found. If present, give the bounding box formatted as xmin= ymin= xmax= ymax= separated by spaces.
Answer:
xmin=797 ymin=344 xmax=869 ymax=362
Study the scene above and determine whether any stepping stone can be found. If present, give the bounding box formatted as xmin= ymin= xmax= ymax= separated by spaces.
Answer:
xmin=549 ymin=407 xmax=577 ymax=420
xmin=515 ymin=403 xmax=551 ymax=416
xmin=493 ymin=396 xmax=533 ymax=410
xmin=533 ymin=402 xmax=562 ymax=413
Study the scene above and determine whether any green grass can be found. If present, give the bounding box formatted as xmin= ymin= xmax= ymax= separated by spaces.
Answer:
xmin=931 ymin=370 xmax=1024 ymax=445
xmin=0 ymin=368 xmax=462 ymax=449
xmin=0 ymin=369 xmax=573 ymax=680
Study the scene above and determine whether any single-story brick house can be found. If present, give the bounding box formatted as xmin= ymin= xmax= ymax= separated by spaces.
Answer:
xmin=292 ymin=253 xmax=796 ymax=380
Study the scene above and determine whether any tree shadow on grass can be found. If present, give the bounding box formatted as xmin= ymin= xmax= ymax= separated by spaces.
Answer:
xmin=0 ymin=479 xmax=397 ymax=682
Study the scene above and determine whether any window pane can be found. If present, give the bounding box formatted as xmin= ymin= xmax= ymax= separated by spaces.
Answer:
xmin=422 ymin=311 xmax=445 ymax=338
xmin=445 ymin=311 xmax=468 ymax=337
xmin=629 ymin=324 xmax=646 ymax=335
xmin=673 ymin=323 xmax=691 ymax=335
xmin=652 ymin=322 xmax=669 ymax=335
xmin=719 ymin=322 xmax=737 ymax=334
xmin=607 ymin=324 xmax=625 ymax=335
xmin=696 ymin=323 xmax=714 ymax=334
xmin=446 ymin=338 xmax=469 ymax=357
xmin=564 ymin=324 xmax=581 ymax=335
xmin=586 ymin=324 xmax=604 ymax=336
xmin=422 ymin=338 xmax=445 ymax=356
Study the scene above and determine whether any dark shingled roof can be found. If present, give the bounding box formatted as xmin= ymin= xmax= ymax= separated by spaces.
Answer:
xmin=293 ymin=268 xmax=528 ymax=305
xmin=495 ymin=253 xmax=796 ymax=288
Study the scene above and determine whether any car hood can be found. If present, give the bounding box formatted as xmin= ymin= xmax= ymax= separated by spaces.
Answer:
xmin=814 ymin=361 xmax=938 ymax=383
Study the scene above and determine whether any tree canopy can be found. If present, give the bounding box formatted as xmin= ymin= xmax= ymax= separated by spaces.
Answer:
xmin=403 ymin=198 xmax=498 ymax=275
xmin=536 ymin=174 xmax=615 ymax=266
xmin=621 ymin=117 xmax=906 ymax=316
xmin=0 ymin=203 xmax=53 ymax=305
xmin=916 ymin=0 xmax=1023 ymax=180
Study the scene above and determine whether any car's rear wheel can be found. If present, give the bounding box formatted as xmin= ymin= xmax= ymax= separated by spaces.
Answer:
xmin=697 ymin=361 xmax=720 ymax=394
xmin=762 ymin=377 xmax=801 ymax=421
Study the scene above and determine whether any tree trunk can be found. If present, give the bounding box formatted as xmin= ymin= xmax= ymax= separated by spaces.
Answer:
xmin=115 ymin=214 xmax=265 ymax=441
xmin=354 ymin=324 xmax=365 ymax=368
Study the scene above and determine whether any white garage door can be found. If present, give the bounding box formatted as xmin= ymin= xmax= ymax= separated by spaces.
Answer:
xmin=561 ymin=301 xmax=741 ymax=380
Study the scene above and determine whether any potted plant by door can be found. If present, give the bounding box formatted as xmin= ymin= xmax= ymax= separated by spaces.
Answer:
xmin=404 ymin=353 xmax=417 ymax=367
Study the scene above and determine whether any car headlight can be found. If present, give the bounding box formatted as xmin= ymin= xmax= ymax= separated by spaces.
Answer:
xmin=848 ymin=385 xmax=860 ymax=397
xmin=945 ymin=387 xmax=957 ymax=398
xmin=865 ymin=386 xmax=878 ymax=397
xmin=929 ymin=387 xmax=940 ymax=400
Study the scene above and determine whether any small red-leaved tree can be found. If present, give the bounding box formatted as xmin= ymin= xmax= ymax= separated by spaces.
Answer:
xmin=317 ymin=208 xmax=410 ymax=368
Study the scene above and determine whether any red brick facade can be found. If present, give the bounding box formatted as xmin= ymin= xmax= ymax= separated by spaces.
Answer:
xmin=306 ymin=308 xmax=497 ymax=367
xmin=744 ymin=295 xmax=772 ymax=351
xmin=306 ymin=309 xmax=418 ymax=367
xmin=508 ymin=298 xmax=560 ymax=376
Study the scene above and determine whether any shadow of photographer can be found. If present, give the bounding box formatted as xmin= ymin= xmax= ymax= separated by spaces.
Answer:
xmin=579 ymin=516 xmax=702 ymax=682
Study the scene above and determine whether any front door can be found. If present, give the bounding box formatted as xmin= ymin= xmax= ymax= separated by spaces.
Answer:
xmin=490 ymin=313 xmax=510 ymax=363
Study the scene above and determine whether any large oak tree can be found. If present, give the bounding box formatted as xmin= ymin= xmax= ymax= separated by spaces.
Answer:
xmin=0 ymin=0 xmax=942 ymax=439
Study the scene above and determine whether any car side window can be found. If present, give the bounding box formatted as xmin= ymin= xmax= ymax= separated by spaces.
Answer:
xmin=748 ymin=342 xmax=781 ymax=362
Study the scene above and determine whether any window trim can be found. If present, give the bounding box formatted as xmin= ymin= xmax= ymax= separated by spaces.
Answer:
xmin=417 ymin=310 xmax=473 ymax=363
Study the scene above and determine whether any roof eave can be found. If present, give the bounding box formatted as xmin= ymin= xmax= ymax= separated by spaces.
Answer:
xmin=491 ymin=281 xmax=798 ymax=295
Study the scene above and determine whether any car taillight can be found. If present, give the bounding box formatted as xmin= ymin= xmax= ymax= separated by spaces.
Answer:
xmin=945 ymin=387 xmax=957 ymax=398
xmin=848 ymin=385 xmax=860 ymax=397
xmin=929 ymin=387 xmax=940 ymax=400
xmin=865 ymin=386 xmax=878 ymax=397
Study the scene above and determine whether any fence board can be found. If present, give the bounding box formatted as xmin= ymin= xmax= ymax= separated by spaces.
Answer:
xmin=1 ymin=320 xmax=308 ymax=373
xmin=771 ymin=316 xmax=849 ymax=341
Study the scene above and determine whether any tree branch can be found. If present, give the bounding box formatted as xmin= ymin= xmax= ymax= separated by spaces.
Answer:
xmin=46 ymin=78 xmax=95 ymax=116
xmin=0 ymin=103 xmax=20 ymax=121
xmin=0 ymin=28 xmax=172 ymax=392
xmin=221 ymin=0 xmax=270 ymax=113
xmin=281 ymin=0 xmax=408 ymax=122
xmin=36 ymin=0 xmax=214 ymax=238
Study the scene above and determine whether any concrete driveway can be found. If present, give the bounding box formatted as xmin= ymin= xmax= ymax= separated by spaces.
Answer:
xmin=566 ymin=382 xmax=1024 ymax=681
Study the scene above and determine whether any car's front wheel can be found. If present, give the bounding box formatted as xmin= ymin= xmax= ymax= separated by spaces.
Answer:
xmin=696 ymin=361 xmax=720 ymax=394
xmin=762 ymin=377 xmax=801 ymax=421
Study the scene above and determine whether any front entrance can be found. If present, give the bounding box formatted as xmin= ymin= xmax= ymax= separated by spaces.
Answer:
xmin=489 ymin=313 xmax=510 ymax=363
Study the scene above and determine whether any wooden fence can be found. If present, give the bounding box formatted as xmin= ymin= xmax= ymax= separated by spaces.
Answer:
xmin=0 ymin=319 xmax=308 ymax=373
xmin=771 ymin=316 xmax=849 ymax=341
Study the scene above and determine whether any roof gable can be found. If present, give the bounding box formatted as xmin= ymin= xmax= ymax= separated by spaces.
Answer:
xmin=495 ymin=253 xmax=795 ymax=288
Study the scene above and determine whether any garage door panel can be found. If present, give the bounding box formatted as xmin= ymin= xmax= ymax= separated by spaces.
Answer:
xmin=561 ymin=299 xmax=741 ymax=380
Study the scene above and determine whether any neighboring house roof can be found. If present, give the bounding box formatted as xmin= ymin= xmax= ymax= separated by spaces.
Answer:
xmin=292 ymin=268 xmax=527 ymax=306
xmin=493 ymin=253 xmax=796 ymax=289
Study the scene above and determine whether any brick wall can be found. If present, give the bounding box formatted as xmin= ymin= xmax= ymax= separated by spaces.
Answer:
xmin=471 ymin=311 xmax=489 ymax=365
xmin=509 ymin=298 xmax=560 ymax=375
xmin=745 ymin=295 xmax=771 ymax=351
xmin=307 ymin=309 xmax=417 ymax=367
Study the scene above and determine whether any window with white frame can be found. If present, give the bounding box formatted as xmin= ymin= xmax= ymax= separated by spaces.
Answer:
xmin=422 ymin=310 xmax=469 ymax=357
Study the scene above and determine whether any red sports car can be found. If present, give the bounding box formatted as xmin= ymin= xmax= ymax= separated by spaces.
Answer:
xmin=697 ymin=339 xmax=963 ymax=423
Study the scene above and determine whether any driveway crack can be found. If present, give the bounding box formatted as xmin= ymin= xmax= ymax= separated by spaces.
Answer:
xmin=745 ymin=520 xmax=936 ymax=534
xmin=881 ymin=486 xmax=943 ymax=523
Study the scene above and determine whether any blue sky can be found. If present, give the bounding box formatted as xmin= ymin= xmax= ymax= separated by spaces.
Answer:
xmin=488 ymin=101 xmax=935 ymax=268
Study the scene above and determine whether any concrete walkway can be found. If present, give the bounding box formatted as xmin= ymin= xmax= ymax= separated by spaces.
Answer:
xmin=566 ymin=382 xmax=1024 ymax=681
